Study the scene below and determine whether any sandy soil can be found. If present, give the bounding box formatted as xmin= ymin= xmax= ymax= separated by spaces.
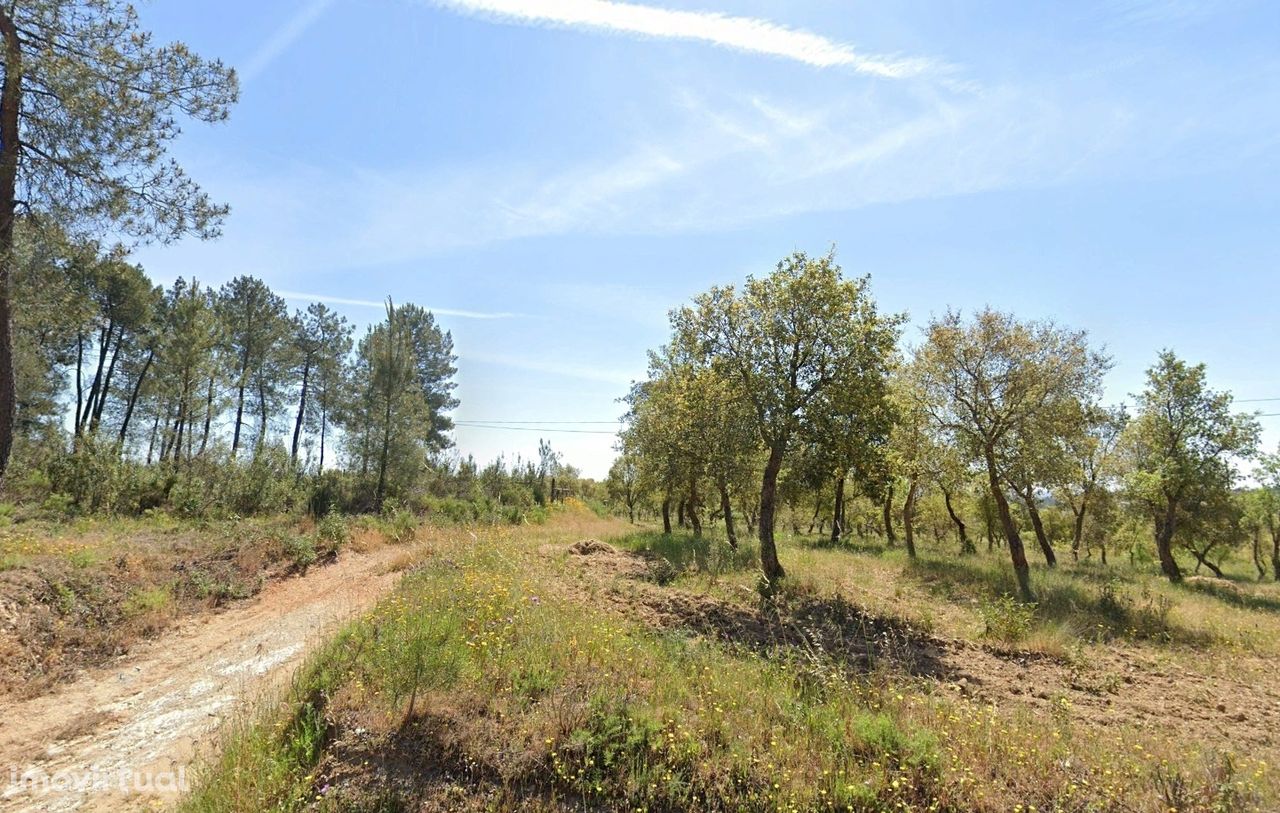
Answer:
xmin=0 ymin=543 xmax=414 ymax=812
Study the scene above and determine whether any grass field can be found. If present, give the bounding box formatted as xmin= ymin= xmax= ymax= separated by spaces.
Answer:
xmin=182 ymin=506 xmax=1280 ymax=812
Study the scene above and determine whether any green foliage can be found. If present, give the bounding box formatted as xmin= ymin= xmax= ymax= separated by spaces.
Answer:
xmin=123 ymin=586 xmax=173 ymax=619
xmin=1125 ymin=351 xmax=1261 ymax=581
xmin=314 ymin=512 xmax=350 ymax=554
xmin=283 ymin=534 xmax=318 ymax=573
xmin=977 ymin=594 xmax=1037 ymax=644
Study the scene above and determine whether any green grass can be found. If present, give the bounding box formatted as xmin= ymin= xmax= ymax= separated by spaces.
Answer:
xmin=181 ymin=515 xmax=1277 ymax=812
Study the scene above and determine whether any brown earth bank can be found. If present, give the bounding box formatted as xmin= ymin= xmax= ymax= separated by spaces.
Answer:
xmin=0 ymin=517 xmax=380 ymax=699
xmin=0 ymin=538 xmax=416 ymax=812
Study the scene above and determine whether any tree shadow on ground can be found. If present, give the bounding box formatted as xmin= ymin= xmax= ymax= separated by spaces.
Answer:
xmin=1178 ymin=577 xmax=1280 ymax=614
xmin=794 ymin=535 xmax=893 ymax=557
xmin=573 ymin=541 xmax=953 ymax=680
xmin=611 ymin=530 xmax=758 ymax=576
xmin=904 ymin=556 xmax=1219 ymax=649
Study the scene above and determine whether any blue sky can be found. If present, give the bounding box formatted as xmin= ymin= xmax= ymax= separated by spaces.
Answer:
xmin=131 ymin=0 xmax=1280 ymax=478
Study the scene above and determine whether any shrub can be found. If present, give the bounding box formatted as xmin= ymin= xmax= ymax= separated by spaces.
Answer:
xmin=123 ymin=586 xmax=174 ymax=619
xmin=314 ymin=512 xmax=350 ymax=557
xmin=283 ymin=535 xmax=319 ymax=573
xmin=978 ymin=594 xmax=1037 ymax=644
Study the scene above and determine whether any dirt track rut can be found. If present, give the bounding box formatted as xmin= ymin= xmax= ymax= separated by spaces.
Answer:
xmin=0 ymin=544 xmax=412 ymax=812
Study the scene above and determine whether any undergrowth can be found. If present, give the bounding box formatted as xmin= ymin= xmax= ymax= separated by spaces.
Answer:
xmin=181 ymin=519 xmax=1275 ymax=812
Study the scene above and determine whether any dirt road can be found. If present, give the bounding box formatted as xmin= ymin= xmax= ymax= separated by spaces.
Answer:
xmin=0 ymin=543 xmax=414 ymax=812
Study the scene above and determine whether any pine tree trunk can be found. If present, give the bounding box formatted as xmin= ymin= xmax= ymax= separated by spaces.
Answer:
xmin=198 ymin=375 xmax=215 ymax=455
xmin=118 ymin=349 xmax=154 ymax=447
xmin=231 ymin=383 xmax=247 ymax=457
xmin=256 ymin=377 xmax=269 ymax=453
xmin=81 ymin=323 xmax=112 ymax=433
xmin=89 ymin=325 xmax=123 ymax=434
xmin=291 ymin=360 xmax=310 ymax=466
xmin=319 ymin=405 xmax=328 ymax=471
xmin=0 ymin=11 xmax=18 ymax=489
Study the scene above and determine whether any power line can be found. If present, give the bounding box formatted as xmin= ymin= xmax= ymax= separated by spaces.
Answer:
xmin=1239 ymin=398 xmax=1280 ymax=403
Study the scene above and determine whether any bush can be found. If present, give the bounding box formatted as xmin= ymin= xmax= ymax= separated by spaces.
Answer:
xmin=314 ymin=512 xmax=350 ymax=556
xmin=978 ymin=594 xmax=1037 ymax=644
xmin=283 ymin=535 xmax=319 ymax=573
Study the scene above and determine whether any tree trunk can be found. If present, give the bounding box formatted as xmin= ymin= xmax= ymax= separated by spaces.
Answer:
xmin=89 ymin=326 xmax=124 ymax=434
xmin=118 ymin=348 xmax=154 ymax=447
xmin=145 ymin=409 xmax=161 ymax=465
xmin=81 ymin=323 xmax=113 ymax=434
xmin=757 ymin=443 xmax=787 ymax=585
xmin=291 ymin=360 xmax=310 ymax=466
xmin=231 ymin=383 xmax=247 ymax=457
xmin=1070 ymin=500 xmax=1087 ymax=562
xmin=830 ymin=474 xmax=846 ymax=545
xmin=1270 ymin=520 xmax=1280 ymax=582
xmin=1020 ymin=488 xmax=1057 ymax=567
xmin=256 ymin=377 xmax=269 ymax=453
xmin=986 ymin=453 xmax=1033 ymax=600
xmin=902 ymin=476 xmax=919 ymax=559
xmin=1252 ymin=528 xmax=1266 ymax=580
xmin=677 ymin=498 xmax=686 ymax=529
xmin=882 ymin=483 xmax=897 ymax=546
xmin=719 ymin=480 xmax=737 ymax=549
xmin=319 ymin=404 xmax=329 ymax=471
xmin=661 ymin=497 xmax=672 ymax=534
xmin=375 ymin=390 xmax=393 ymax=512
xmin=1155 ymin=500 xmax=1182 ymax=583
xmin=688 ymin=478 xmax=702 ymax=538
xmin=944 ymin=488 xmax=973 ymax=554
xmin=0 ymin=11 xmax=19 ymax=489
xmin=198 ymin=375 xmax=215 ymax=455
xmin=73 ymin=333 xmax=85 ymax=436
xmin=741 ymin=497 xmax=758 ymax=534
xmin=1190 ymin=547 xmax=1224 ymax=578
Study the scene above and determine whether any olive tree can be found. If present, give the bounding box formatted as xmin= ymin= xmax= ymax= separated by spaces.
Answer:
xmin=1124 ymin=351 xmax=1259 ymax=583
xmin=673 ymin=250 xmax=901 ymax=584
xmin=912 ymin=309 xmax=1110 ymax=600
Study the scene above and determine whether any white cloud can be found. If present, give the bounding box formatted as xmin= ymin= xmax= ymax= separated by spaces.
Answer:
xmin=430 ymin=0 xmax=933 ymax=77
xmin=240 ymin=0 xmax=336 ymax=82
xmin=277 ymin=290 xmax=522 ymax=319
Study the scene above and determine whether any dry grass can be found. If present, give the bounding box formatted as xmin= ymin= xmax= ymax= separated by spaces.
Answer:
xmin=182 ymin=512 xmax=1279 ymax=812
xmin=0 ymin=512 xmax=395 ymax=697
